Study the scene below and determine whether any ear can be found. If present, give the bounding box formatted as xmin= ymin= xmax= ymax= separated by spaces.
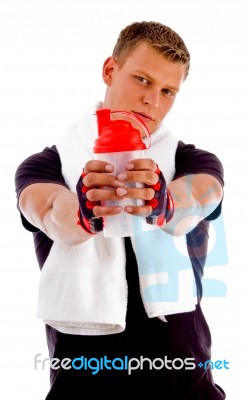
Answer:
xmin=102 ymin=56 xmax=117 ymax=85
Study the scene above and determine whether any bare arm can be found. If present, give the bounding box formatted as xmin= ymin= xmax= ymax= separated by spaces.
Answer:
xmin=164 ymin=173 xmax=223 ymax=236
xmin=19 ymin=183 xmax=91 ymax=245
xmin=18 ymin=161 xmax=125 ymax=245
xmin=109 ymin=159 xmax=223 ymax=236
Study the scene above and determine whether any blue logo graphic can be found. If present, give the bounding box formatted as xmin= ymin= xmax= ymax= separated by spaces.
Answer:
xmin=198 ymin=360 xmax=229 ymax=370
xmin=133 ymin=210 xmax=228 ymax=302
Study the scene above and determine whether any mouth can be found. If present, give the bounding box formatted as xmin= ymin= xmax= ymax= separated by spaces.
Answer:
xmin=132 ymin=111 xmax=154 ymax=123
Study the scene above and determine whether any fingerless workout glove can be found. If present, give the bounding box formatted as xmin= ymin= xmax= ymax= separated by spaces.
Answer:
xmin=76 ymin=170 xmax=103 ymax=234
xmin=145 ymin=166 xmax=174 ymax=227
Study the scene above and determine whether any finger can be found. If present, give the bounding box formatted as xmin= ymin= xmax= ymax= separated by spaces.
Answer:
xmin=93 ymin=205 xmax=123 ymax=217
xmin=123 ymin=204 xmax=153 ymax=217
xmin=118 ymin=170 xmax=159 ymax=186
xmin=83 ymin=160 xmax=114 ymax=174
xmin=125 ymin=158 xmax=157 ymax=172
xmin=87 ymin=187 xmax=128 ymax=202
xmin=83 ymin=172 xmax=124 ymax=188
xmin=116 ymin=186 xmax=155 ymax=201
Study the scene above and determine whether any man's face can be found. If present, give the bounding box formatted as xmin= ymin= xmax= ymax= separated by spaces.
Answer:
xmin=102 ymin=43 xmax=186 ymax=134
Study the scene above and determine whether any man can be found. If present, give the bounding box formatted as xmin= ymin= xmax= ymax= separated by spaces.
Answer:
xmin=15 ymin=21 xmax=226 ymax=398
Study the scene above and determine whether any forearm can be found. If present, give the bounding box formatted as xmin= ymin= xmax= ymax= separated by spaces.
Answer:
xmin=43 ymin=191 xmax=91 ymax=245
xmin=19 ymin=183 xmax=91 ymax=246
xmin=163 ymin=174 xmax=223 ymax=236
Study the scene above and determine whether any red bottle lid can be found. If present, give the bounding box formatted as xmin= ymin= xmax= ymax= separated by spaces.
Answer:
xmin=93 ymin=109 xmax=150 ymax=153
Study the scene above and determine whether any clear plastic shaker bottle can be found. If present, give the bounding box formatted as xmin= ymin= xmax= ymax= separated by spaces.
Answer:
xmin=93 ymin=108 xmax=150 ymax=237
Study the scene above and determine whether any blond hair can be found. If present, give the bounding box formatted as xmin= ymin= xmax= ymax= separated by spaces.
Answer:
xmin=112 ymin=21 xmax=190 ymax=79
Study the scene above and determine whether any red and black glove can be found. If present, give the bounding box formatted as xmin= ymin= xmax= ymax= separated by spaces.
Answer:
xmin=76 ymin=170 xmax=103 ymax=234
xmin=145 ymin=166 xmax=174 ymax=227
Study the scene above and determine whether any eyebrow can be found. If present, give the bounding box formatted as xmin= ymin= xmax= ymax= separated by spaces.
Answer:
xmin=134 ymin=69 xmax=180 ymax=93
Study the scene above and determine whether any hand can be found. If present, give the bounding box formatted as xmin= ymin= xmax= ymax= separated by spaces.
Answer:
xmin=116 ymin=158 xmax=174 ymax=226
xmin=76 ymin=160 xmax=125 ymax=234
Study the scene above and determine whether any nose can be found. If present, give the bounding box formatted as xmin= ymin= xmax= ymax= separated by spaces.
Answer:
xmin=143 ymin=90 xmax=160 ymax=108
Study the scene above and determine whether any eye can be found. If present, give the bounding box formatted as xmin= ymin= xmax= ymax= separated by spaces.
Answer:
xmin=162 ymin=88 xmax=175 ymax=97
xmin=135 ymin=76 xmax=150 ymax=85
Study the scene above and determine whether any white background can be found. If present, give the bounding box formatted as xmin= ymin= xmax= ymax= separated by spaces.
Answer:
xmin=0 ymin=0 xmax=245 ymax=398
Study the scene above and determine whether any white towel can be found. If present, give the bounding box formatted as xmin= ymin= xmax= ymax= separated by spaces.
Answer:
xmin=132 ymin=224 xmax=196 ymax=319
xmin=37 ymin=235 xmax=127 ymax=335
xmin=36 ymin=103 xmax=196 ymax=335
